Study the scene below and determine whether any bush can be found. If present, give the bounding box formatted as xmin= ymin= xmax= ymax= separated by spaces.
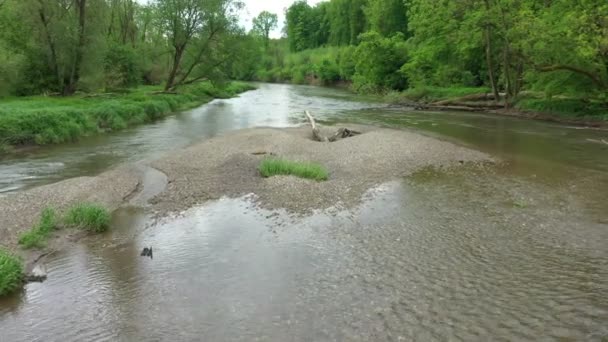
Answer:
xmin=64 ymin=204 xmax=111 ymax=233
xmin=259 ymin=158 xmax=329 ymax=181
xmin=18 ymin=208 xmax=58 ymax=249
xmin=0 ymin=248 xmax=23 ymax=296
xmin=353 ymin=32 xmax=409 ymax=92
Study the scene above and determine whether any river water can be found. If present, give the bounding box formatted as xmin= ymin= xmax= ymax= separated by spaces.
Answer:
xmin=1 ymin=83 xmax=607 ymax=341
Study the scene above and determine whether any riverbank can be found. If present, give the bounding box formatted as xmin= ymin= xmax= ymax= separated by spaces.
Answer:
xmin=0 ymin=123 xmax=492 ymax=293
xmin=0 ymin=82 xmax=256 ymax=154
xmin=383 ymin=86 xmax=608 ymax=127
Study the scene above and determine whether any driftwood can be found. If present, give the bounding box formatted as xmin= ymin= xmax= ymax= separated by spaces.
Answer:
xmin=587 ymin=138 xmax=608 ymax=145
xmin=432 ymin=93 xmax=504 ymax=106
xmin=305 ymin=111 xmax=361 ymax=142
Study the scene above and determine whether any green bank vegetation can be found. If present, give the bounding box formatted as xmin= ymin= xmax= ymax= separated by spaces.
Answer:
xmin=19 ymin=203 xmax=111 ymax=250
xmin=253 ymin=0 xmax=607 ymax=120
xmin=0 ymin=82 xmax=254 ymax=150
xmin=0 ymin=248 xmax=23 ymax=297
xmin=0 ymin=0 xmax=259 ymax=151
xmin=1 ymin=0 xmax=606 ymax=149
xmin=259 ymin=158 xmax=329 ymax=181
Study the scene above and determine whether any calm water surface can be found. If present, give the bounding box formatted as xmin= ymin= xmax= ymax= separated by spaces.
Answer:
xmin=0 ymin=83 xmax=607 ymax=341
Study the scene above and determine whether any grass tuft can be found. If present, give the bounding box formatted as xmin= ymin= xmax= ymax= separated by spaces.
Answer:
xmin=18 ymin=208 xmax=58 ymax=249
xmin=64 ymin=204 xmax=111 ymax=233
xmin=0 ymin=248 xmax=23 ymax=296
xmin=259 ymin=158 xmax=329 ymax=181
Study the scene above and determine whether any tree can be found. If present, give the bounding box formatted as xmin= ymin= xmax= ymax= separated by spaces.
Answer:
xmin=154 ymin=0 xmax=242 ymax=91
xmin=365 ymin=0 xmax=408 ymax=37
xmin=252 ymin=11 xmax=277 ymax=48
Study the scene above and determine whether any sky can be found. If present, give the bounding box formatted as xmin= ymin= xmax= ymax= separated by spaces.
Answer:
xmin=136 ymin=0 xmax=326 ymax=39
xmin=241 ymin=0 xmax=325 ymax=38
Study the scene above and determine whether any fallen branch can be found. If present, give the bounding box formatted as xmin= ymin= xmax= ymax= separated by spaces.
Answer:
xmin=305 ymin=110 xmax=328 ymax=142
xmin=305 ymin=111 xmax=361 ymax=142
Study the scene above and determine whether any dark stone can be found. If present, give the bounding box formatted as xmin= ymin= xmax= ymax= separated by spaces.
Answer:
xmin=141 ymin=247 xmax=153 ymax=259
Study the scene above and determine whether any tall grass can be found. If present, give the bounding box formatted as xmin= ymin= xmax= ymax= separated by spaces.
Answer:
xmin=259 ymin=158 xmax=329 ymax=181
xmin=0 ymin=248 xmax=23 ymax=296
xmin=64 ymin=203 xmax=111 ymax=233
xmin=18 ymin=208 xmax=58 ymax=249
xmin=0 ymin=82 xmax=255 ymax=149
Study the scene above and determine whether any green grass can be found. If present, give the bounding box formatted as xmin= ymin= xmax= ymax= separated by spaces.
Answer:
xmin=0 ymin=248 xmax=23 ymax=296
xmin=0 ymin=81 xmax=255 ymax=150
xmin=18 ymin=208 xmax=58 ymax=249
xmin=64 ymin=203 xmax=111 ymax=233
xmin=259 ymin=158 xmax=329 ymax=181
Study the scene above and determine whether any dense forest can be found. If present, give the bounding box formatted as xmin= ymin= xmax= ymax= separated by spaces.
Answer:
xmin=0 ymin=0 xmax=260 ymax=96
xmin=258 ymin=0 xmax=607 ymax=115
xmin=0 ymin=0 xmax=606 ymax=116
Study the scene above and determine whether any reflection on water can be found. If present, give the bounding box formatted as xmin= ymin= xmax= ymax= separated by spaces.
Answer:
xmin=1 ymin=178 xmax=606 ymax=340
xmin=1 ymin=83 xmax=607 ymax=340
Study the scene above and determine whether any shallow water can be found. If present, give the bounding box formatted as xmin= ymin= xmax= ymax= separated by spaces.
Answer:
xmin=1 ymin=83 xmax=607 ymax=341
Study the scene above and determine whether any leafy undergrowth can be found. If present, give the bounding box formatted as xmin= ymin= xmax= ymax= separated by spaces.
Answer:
xmin=0 ymin=81 xmax=255 ymax=149
xmin=0 ymin=248 xmax=23 ymax=297
xmin=18 ymin=203 xmax=111 ymax=249
xmin=259 ymin=158 xmax=329 ymax=181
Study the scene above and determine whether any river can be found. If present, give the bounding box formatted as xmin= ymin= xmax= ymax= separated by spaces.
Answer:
xmin=1 ymin=83 xmax=607 ymax=341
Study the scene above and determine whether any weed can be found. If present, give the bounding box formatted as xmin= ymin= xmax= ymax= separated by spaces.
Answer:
xmin=259 ymin=158 xmax=329 ymax=181
xmin=0 ymin=248 xmax=23 ymax=296
xmin=18 ymin=208 xmax=57 ymax=249
xmin=64 ymin=204 xmax=111 ymax=233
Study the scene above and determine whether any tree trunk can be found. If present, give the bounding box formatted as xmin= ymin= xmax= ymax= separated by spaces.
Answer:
xmin=63 ymin=0 xmax=87 ymax=96
xmin=484 ymin=27 xmax=500 ymax=102
xmin=165 ymin=47 xmax=184 ymax=91
xmin=483 ymin=0 xmax=499 ymax=102
xmin=37 ymin=1 xmax=62 ymax=90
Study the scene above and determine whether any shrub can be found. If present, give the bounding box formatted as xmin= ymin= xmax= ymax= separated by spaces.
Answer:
xmin=18 ymin=208 xmax=58 ymax=249
xmin=64 ymin=204 xmax=111 ymax=233
xmin=259 ymin=158 xmax=329 ymax=181
xmin=0 ymin=248 xmax=23 ymax=296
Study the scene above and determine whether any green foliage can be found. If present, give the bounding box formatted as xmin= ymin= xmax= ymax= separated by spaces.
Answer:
xmin=18 ymin=208 xmax=58 ymax=249
xmin=365 ymin=0 xmax=408 ymax=37
xmin=353 ymin=32 xmax=409 ymax=92
xmin=252 ymin=11 xmax=278 ymax=48
xmin=64 ymin=204 xmax=111 ymax=233
xmin=0 ymin=82 xmax=254 ymax=149
xmin=259 ymin=158 xmax=329 ymax=181
xmin=104 ymin=45 xmax=141 ymax=90
xmin=0 ymin=248 xmax=23 ymax=296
